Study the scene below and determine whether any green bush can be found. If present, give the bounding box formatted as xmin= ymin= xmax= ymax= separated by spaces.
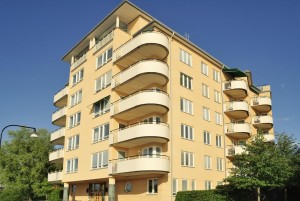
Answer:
xmin=48 ymin=188 xmax=62 ymax=201
xmin=175 ymin=190 xmax=226 ymax=201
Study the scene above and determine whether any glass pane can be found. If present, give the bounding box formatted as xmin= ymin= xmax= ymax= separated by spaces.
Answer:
xmin=103 ymin=151 xmax=108 ymax=166
xmin=104 ymin=124 xmax=109 ymax=138
xmin=92 ymin=154 xmax=98 ymax=168
xmin=107 ymin=48 xmax=113 ymax=59
xmin=148 ymin=180 xmax=153 ymax=193
xmin=154 ymin=179 xmax=158 ymax=193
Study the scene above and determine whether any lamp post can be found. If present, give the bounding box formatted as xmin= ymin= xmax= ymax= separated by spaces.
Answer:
xmin=0 ymin=125 xmax=38 ymax=148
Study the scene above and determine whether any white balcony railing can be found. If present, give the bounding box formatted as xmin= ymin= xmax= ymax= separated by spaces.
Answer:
xmin=223 ymin=80 xmax=247 ymax=91
xmin=94 ymin=31 xmax=114 ymax=53
xmin=225 ymin=123 xmax=251 ymax=135
xmin=71 ymin=54 xmax=87 ymax=71
xmin=48 ymin=171 xmax=62 ymax=182
xmin=50 ymin=127 xmax=65 ymax=143
xmin=53 ymin=86 xmax=68 ymax=105
xmin=49 ymin=148 xmax=64 ymax=162
xmin=224 ymin=101 xmax=249 ymax=113
xmin=226 ymin=146 xmax=245 ymax=157
xmin=52 ymin=106 xmax=67 ymax=123
xmin=252 ymin=115 xmax=273 ymax=126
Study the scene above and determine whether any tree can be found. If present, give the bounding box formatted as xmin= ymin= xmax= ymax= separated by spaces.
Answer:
xmin=225 ymin=133 xmax=298 ymax=201
xmin=0 ymin=128 xmax=58 ymax=201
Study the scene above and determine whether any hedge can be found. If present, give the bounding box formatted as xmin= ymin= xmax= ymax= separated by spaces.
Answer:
xmin=175 ymin=190 xmax=226 ymax=201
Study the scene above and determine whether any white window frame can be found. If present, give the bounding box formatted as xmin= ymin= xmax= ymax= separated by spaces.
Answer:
xmin=202 ymin=84 xmax=209 ymax=98
xmin=204 ymin=131 xmax=211 ymax=145
xmin=69 ymin=112 xmax=81 ymax=128
xmin=205 ymin=180 xmax=212 ymax=190
xmin=180 ymin=98 xmax=193 ymax=115
xmin=182 ymin=179 xmax=188 ymax=191
xmin=215 ymin=112 xmax=222 ymax=125
xmin=181 ymin=124 xmax=194 ymax=140
xmin=95 ymin=70 xmax=112 ymax=92
xmin=214 ymin=90 xmax=221 ymax=103
xmin=180 ymin=73 xmax=193 ymax=90
xmin=180 ymin=49 xmax=192 ymax=66
xmin=191 ymin=180 xmax=197 ymax=190
xmin=217 ymin=158 xmax=224 ymax=171
xmin=142 ymin=146 xmax=161 ymax=158
xmin=93 ymin=123 xmax=109 ymax=143
xmin=143 ymin=116 xmax=161 ymax=124
xmin=203 ymin=107 xmax=211 ymax=121
xmin=94 ymin=96 xmax=110 ymax=117
xmin=70 ymin=90 xmax=82 ymax=107
xmin=96 ymin=47 xmax=113 ymax=69
xmin=204 ymin=155 xmax=212 ymax=170
xmin=72 ymin=69 xmax=84 ymax=86
xmin=66 ymin=158 xmax=78 ymax=173
xmin=91 ymin=150 xmax=108 ymax=169
xmin=147 ymin=178 xmax=158 ymax=194
xmin=181 ymin=151 xmax=194 ymax=167
xmin=216 ymin=135 xmax=222 ymax=148
xmin=213 ymin=69 xmax=220 ymax=83
xmin=67 ymin=134 xmax=79 ymax=150
xmin=172 ymin=179 xmax=178 ymax=196
xmin=201 ymin=62 xmax=209 ymax=76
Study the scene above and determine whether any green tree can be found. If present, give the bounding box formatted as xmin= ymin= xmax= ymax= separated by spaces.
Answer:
xmin=225 ymin=133 xmax=298 ymax=201
xmin=0 ymin=128 xmax=57 ymax=201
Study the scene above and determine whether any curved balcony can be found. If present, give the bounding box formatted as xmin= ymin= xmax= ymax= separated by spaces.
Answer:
xmin=49 ymin=148 xmax=64 ymax=163
xmin=48 ymin=171 xmax=62 ymax=183
xmin=251 ymin=97 xmax=272 ymax=113
xmin=252 ymin=115 xmax=273 ymax=129
xmin=110 ymin=89 xmax=169 ymax=121
xmin=50 ymin=127 xmax=65 ymax=145
xmin=224 ymin=101 xmax=249 ymax=119
xmin=111 ymin=60 xmax=169 ymax=95
xmin=225 ymin=123 xmax=251 ymax=139
xmin=226 ymin=146 xmax=245 ymax=158
xmin=113 ymin=32 xmax=169 ymax=68
xmin=53 ymin=86 xmax=68 ymax=108
xmin=52 ymin=107 xmax=67 ymax=127
xmin=109 ymin=155 xmax=170 ymax=176
xmin=109 ymin=122 xmax=169 ymax=148
xmin=223 ymin=80 xmax=248 ymax=99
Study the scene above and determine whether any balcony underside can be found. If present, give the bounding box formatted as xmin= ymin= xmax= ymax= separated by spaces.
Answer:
xmin=54 ymin=95 xmax=68 ymax=108
xmin=252 ymin=105 xmax=272 ymax=113
xmin=224 ymin=89 xmax=247 ymax=99
xmin=51 ymin=136 xmax=65 ymax=145
xmin=114 ymin=136 xmax=168 ymax=148
xmin=253 ymin=123 xmax=273 ymax=130
xmin=49 ymin=158 xmax=64 ymax=164
xmin=52 ymin=116 xmax=66 ymax=127
xmin=225 ymin=110 xmax=249 ymax=119
xmin=226 ymin=132 xmax=250 ymax=139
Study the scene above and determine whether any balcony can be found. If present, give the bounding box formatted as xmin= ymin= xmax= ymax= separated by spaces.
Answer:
xmin=50 ymin=127 xmax=65 ymax=145
xmin=71 ymin=54 xmax=87 ymax=71
xmin=109 ymin=155 xmax=170 ymax=176
xmin=113 ymin=32 xmax=169 ymax=68
xmin=251 ymin=97 xmax=272 ymax=113
xmin=110 ymin=122 xmax=169 ymax=148
xmin=252 ymin=115 xmax=273 ymax=129
xmin=49 ymin=148 xmax=64 ymax=163
xmin=224 ymin=101 xmax=249 ymax=119
xmin=48 ymin=171 xmax=62 ymax=183
xmin=110 ymin=89 xmax=169 ymax=121
xmin=53 ymin=86 xmax=68 ymax=108
xmin=225 ymin=123 xmax=251 ymax=139
xmin=226 ymin=146 xmax=245 ymax=158
xmin=263 ymin=133 xmax=275 ymax=142
xmin=111 ymin=60 xmax=169 ymax=95
xmin=52 ymin=106 xmax=67 ymax=127
xmin=223 ymin=80 xmax=248 ymax=99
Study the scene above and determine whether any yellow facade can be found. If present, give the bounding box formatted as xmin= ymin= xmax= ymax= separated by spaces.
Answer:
xmin=49 ymin=1 xmax=274 ymax=201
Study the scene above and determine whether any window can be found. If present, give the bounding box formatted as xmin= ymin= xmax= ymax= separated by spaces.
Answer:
xmin=205 ymin=181 xmax=212 ymax=190
xmin=92 ymin=150 xmax=108 ymax=169
xmin=181 ymin=151 xmax=194 ymax=167
xmin=204 ymin=155 xmax=212 ymax=169
xmin=203 ymin=107 xmax=210 ymax=121
xmin=172 ymin=179 xmax=178 ymax=196
xmin=217 ymin=158 xmax=223 ymax=171
xmin=72 ymin=69 xmax=84 ymax=86
xmin=94 ymin=96 xmax=110 ymax=117
xmin=202 ymin=84 xmax=209 ymax=98
xmin=180 ymin=73 xmax=193 ymax=90
xmin=191 ymin=180 xmax=196 ymax=190
xmin=201 ymin=62 xmax=209 ymax=76
xmin=215 ymin=112 xmax=222 ymax=125
xmin=143 ymin=146 xmax=161 ymax=158
xmin=69 ymin=112 xmax=81 ymax=128
xmin=181 ymin=124 xmax=194 ymax=140
xmin=71 ymin=185 xmax=76 ymax=193
xmin=96 ymin=47 xmax=113 ymax=69
xmin=118 ymin=151 xmax=126 ymax=161
xmin=213 ymin=69 xmax=220 ymax=82
xmin=68 ymin=135 xmax=79 ymax=150
xmin=204 ymin=131 xmax=211 ymax=145
xmin=180 ymin=49 xmax=192 ymax=66
xmin=182 ymin=179 xmax=188 ymax=191
xmin=95 ymin=70 xmax=112 ymax=92
xmin=93 ymin=123 xmax=109 ymax=142
xmin=143 ymin=116 xmax=161 ymax=124
xmin=180 ymin=98 xmax=193 ymax=115
xmin=214 ymin=90 xmax=221 ymax=103
xmin=66 ymin=158 xmax=78 ymax=173
xmin=70 ymin=90 xmax=82 ymax=107
xmin=216 ymin=135 xmax=222 ymax=148
xmin=148 ymin=178 xmax=158 ymax=194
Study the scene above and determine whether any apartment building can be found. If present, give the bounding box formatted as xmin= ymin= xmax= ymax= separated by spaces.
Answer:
xmin=48 ymin=1 xmax=274 ymax=201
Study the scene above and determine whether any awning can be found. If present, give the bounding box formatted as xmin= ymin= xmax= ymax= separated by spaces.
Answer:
xmin=222 ymin=66 xmax=247 ymax=77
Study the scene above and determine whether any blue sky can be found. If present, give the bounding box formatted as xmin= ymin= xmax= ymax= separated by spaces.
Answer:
xmin=1 ymin=0 xmax=300 ymax=142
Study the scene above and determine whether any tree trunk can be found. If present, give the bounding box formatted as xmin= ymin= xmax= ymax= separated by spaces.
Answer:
xmin=257 ymin=187 xmax=261 ymax=201
xmin=284 ymin=188 xmax=287 ymax=201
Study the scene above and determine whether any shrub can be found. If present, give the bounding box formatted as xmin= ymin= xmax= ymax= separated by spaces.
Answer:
xmin=175 ymin=190 xmax=226 ymax=201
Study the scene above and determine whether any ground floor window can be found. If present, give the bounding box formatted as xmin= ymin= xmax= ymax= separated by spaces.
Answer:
xmin=148 ymin=178 xmax=158 ymax=194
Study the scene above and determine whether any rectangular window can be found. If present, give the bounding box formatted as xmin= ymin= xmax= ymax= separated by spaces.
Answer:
xmin=91 ymin=150 xmax=108 ymax=169
xmin=191 ymin=180 xmax=196 ymax=190
xmin=214 ymin=90 xmax=221 ymax=103
xmin=72 ymin=69 xmax=84 ymax=86
xmin=70 ymin=90 xmax=82 ymax=107
xmin=96 ymin=47 xmax=113 ymax=69
xmin=94 ymin=96 xmax=110 ymax=117
xmin=217 ymin=158 xmax=224 ymax=171
xmin=181 ymin=124 xmax=194 ymax=140
xmin=69 ymin=112 xmax=81 ymax=128
xmin=182 ymin=179 xmax=188 ymax=191
xmin=180 ymin=98 xmax=193 ymax=115
xmin=216 ymin=135 xmax=222 ymax=148
xmin=215 ymin=112 xmax=222 ymax=125
xmin=204 ymin=155 xmax=212 ymax=169
xmin=204 ymin=131 xmax=211 ymax=145
xmin=143 ymin=116 xmax=161 ymax=124
xmin=66 ymin=158 xmax=78 ymax=173
xmin=202 ymin=84 xmax=209 ymax=98
xmin=201 ymin=62 xmax=209 ymax=76
xmin=180 ymin=49 xmax=192 ymax=66
xmin=213 ymin=69 xmax=220 ymax=82
xmin=95 ymin=70 xmax=112 ymax=92
xmin=148 ymin=178 xmax=158 ymax=194
xmin=142 ymin=146 xmax=161 ymax=158
xmin=203 ymin=107 xmax=210 ymax=121
xmin=180 ymin=73 xmax=193 ymax=90
xmin=67 ymin=135 xmax=79 ymax=150
xmin=181 ymin=151 xmax=194 ymax=167
xmin=172 ymin=179 xmax=178 ymax=196
xmin=93 ymin=123 xmax=109 ymax=142
xmin=205 ymin=181 xmax=212 ymax=190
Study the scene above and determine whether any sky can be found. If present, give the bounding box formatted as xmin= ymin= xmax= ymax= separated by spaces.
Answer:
xmin=0 ymin=0 xmax=300 ymax=142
